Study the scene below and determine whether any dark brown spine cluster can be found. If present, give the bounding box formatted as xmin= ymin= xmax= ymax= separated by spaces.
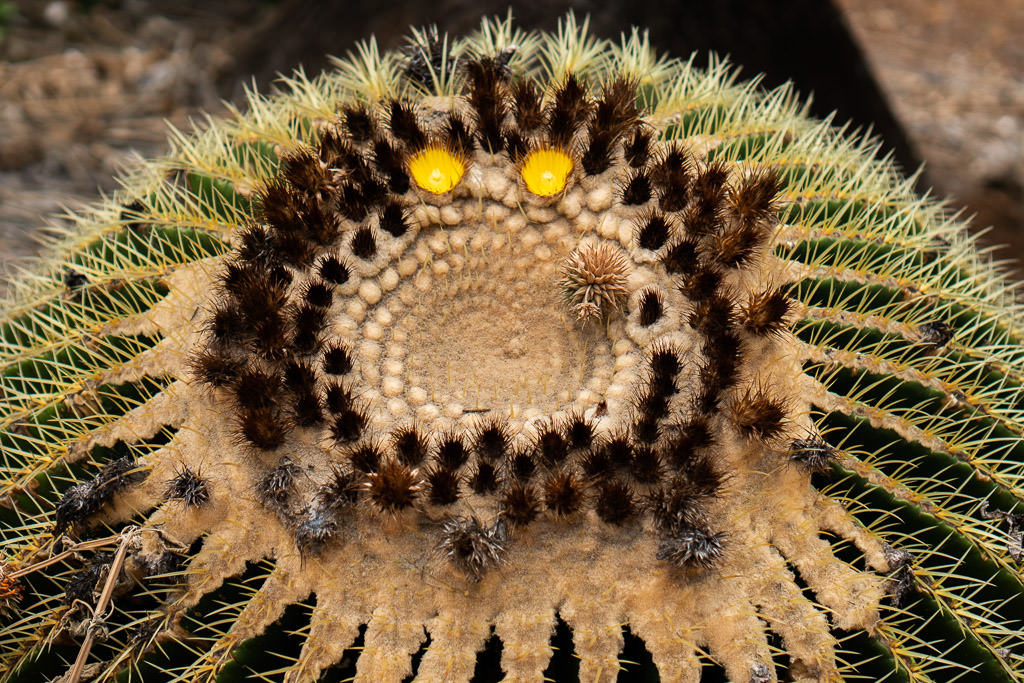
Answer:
xmin=505 ymin=446 xmax=537 ymax=482
xmin=341 ymin=104 xmax=375 ymax=142
xmin=512 ymin=79 xmax=543 ymax=132
xmin=637 ymin=288 xmax=665 ymax=327
xmin=473 ymin=415 xmax=512 ymax=461
xmin=546 ymin=74 xmax=592 ymax=149
xmin=534 ymin=421 xmax=570 ymax=467
xmin=346 ymin=442 xmax=386 ymax=474
xmin=322 ymin=343 xmax=353 ymax=376
xmin=330 ymin=403 xmax=369 ymax=446
xmin=434 ymin=429 xmax=470 ymax=470
xmin=635 ymin=210 xmax=673 ymax=253
xmin=650 ymin=143 xmax=691 ymax=212
xmin=465 ymin=57 xmax=510 ymax=153
xmin=424 ymin=465 xmax=462 ymax=506
xmin=741 ymin=287 xmax=793 ymax=337
xmin=165 ymin=464 xmax=210 ymax=508
xmin=378 ymin=201 xmax=410 ymax=238
xmin=499 ymin=481 xmax=540 ymax=526
xmin=541 ymin=468 xmax=584 ymax=516
xmin=317 ymin=254 xmax=350 ymax=285
xmin=594 ymin=479 xmax=637 ymax=524
xmin=366 ymin=459 xmax=420 ymax=513
xmin=350 ymin=225 xmax=378 ymax=260
xmin=562 ymin=410 xmax=596 ymax=451
xmin=388 ymin=100 xmax=426 ymax=149
xmin=503 ymin=127 xmax=528 ymax=162
xmin=581 ymin=78 xmax=640 ymax=175
xmin=391 ymin=425 xmax=429 ymax=466
xmin=54 ymin=456 xmax=144 ymax=535
xmin=619 ymin=169 xmax=653 ymax=206
xmin=623 ymin=126 xmax=653 ymax=168
xmin=374 ymin=138 xmax=411 ymax=194
xmin=190 ymin=99 xmax=426 ymax=455
xmin=729 ymin=384 xmax=789 ymax=443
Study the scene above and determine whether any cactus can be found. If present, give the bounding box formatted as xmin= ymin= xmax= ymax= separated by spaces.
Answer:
xmin=1 ymin=11 xmax=1023 ymax=682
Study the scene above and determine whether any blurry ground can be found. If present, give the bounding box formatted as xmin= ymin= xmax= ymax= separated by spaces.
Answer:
xmin=0 ymin=1 xmax=261 ymax=273
xmin=836 ymin=0 xmax=1024 ymax=263
xmin=1 ymin=0 xmax=1022 ymax=282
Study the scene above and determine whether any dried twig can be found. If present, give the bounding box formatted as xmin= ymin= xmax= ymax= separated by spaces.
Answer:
xmin=66 ymin=526 xmax=138 ymax=683
xmin=9 ymin=533 xmax=126 ymax=580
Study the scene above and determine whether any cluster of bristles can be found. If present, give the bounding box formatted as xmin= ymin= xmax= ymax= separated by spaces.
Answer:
xmin=460 ymin=56 xmax=643 ymax=169
xmin=53 ymin=457 xmax=144 ymax=536
xmin=227 ymin=404 xmax=735 ymax=570
xmin=619 ymin=140 xmax=795 ymax=324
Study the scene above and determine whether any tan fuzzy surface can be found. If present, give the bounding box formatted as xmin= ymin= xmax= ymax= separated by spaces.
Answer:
xmin=70 ymin=155 xmax=890 ymax=681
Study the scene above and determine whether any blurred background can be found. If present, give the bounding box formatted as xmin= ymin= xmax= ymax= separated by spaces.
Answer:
xmin=1 ymin=0 xmax=1022 ymax=281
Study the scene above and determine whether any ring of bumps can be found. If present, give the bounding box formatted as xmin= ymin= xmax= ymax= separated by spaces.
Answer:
xmin=2 ymin=13 xmax=1024 ymax=683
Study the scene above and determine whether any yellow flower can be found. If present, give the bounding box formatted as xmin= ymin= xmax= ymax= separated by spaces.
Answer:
xmin=521 ymin=147 xmax=573 ymax=196
xmin=408 ymin=145 xmax=466 ymax=194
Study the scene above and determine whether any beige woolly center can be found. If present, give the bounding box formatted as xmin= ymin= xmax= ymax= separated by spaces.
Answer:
xmin=400 ymin=227 xmax=601 ymax=414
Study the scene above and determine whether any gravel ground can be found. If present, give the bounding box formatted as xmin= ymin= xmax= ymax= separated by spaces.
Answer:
xmin=1 ymin=0 xmax=1022 ymax=287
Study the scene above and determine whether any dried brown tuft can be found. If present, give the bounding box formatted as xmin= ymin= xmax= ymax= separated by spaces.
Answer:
xmin=728 ymin=384 xmax=790 ymax=442
xmin=558 ymin=241 xmax=632 ymax=323
xmin=366 ymin=459 xmax=420 ymax=513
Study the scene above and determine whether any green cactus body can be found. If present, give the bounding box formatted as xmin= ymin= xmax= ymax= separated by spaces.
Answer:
xmin=1 ymin=12 xmax=1022 ymax=682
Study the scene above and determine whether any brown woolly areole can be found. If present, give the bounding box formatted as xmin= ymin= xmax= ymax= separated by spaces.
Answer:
xmin=65 ymin=70 xmax=896 ymax=683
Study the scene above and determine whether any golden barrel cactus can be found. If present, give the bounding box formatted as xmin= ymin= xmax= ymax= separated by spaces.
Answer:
xmin=1 ymin=12 xmax=1022 ymax=683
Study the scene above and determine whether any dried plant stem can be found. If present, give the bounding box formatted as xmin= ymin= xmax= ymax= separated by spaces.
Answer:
xmin=66 ymin=527 xmax=137 ymax=683
xmin=10 ymin=533 xmax=126 ymax=580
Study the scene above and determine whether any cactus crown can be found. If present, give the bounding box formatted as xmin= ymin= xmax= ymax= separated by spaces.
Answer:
xmin=2 ymin=11 xmax=1024 ymax=683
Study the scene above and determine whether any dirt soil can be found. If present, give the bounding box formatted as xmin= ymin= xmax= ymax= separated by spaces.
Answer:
xmin=1 ymin=0 xmax=1022 ymax=283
